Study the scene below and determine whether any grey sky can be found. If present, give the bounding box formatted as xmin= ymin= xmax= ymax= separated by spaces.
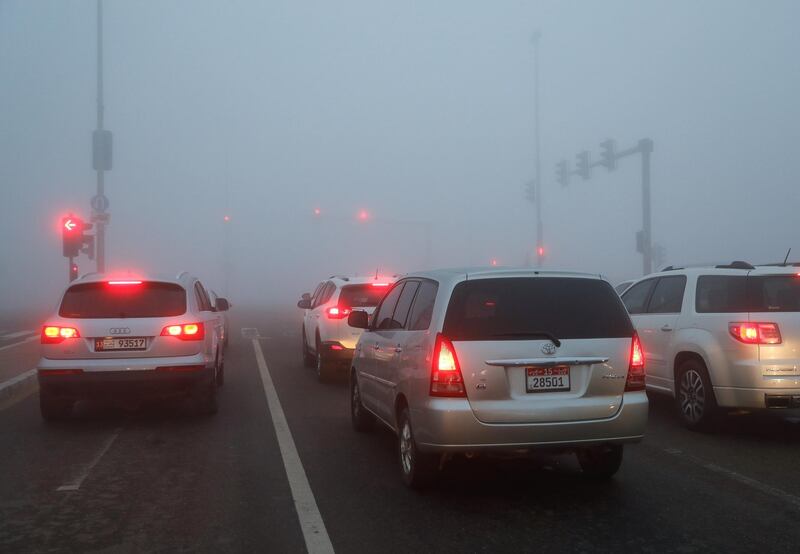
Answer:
xmin=2 ymin=0 xmax=799 ymax=313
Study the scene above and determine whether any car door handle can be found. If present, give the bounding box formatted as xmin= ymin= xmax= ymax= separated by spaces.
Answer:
xmin=661 ymin=325 xmax=673 ymax=332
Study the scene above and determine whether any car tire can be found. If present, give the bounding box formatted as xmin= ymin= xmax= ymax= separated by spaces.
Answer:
xmin=397 ymin=406 xmax=438 ymax=489
xmin=302 ymin=327 xmax=315 ymax=368
xmin=216 ymin=358 xmax=225 ymax=387
xmin=195 ymin=369 xmax=218 ymax=415
xmin=350 ymin=370 xmax=374 ymax=432
xmin=39 ymin=388 xmax=73 ymax=421
xmin=316 ymin=338 xmax=331 ymax=382
xmin=576 ymin=444 xmax=623 ymax=479
xmin=676 ymin=359 xmax=717 ymax=431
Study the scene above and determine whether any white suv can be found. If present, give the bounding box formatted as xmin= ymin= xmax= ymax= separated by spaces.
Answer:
xmin=621 ymin=262 xmax=800 ymax=430
xmin=298 ymin=275 xmax=397 ymax=381
xmin=37 ymin=273 xmax=227 ymax=420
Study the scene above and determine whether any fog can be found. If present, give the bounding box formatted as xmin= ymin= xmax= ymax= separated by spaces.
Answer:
xmin=2 ymin=0 xmax=799 ymax=316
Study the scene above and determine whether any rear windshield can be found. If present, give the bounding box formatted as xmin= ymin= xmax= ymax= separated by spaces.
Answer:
xmin=443 ymin=277 xmax=634 ymax=341
xmin=338 ymin=284 xmax=389 ymax=308
xmin=696 ymin=275 xmax=800 ymax=313
xmin=59 ymin=282 xmax=187 ymax=318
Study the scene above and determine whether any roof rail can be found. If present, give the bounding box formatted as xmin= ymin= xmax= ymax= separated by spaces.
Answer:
xmin=759 ymin=262 xmax=800 ymax=268
xmin=176 ymin=271 xmax=190 ymax=280
xmin=329 ymin=275 xmax=350 ymax=282
xmin=661 ymin=265 xmax=683 ymax=271
xmin=714 ymin=261 xmax=755 ymax=270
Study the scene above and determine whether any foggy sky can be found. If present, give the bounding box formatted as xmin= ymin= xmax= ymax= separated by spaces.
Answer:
xmin=2 ymin=0 xmax=799 ymax=315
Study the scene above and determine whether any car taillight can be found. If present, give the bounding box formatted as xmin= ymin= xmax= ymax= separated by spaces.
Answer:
xmin=41 ymin=326 xmax=81 ymax=344
xmin=625 ymin=332 xmax=645 ymax=392
xmin=160 ymin=322 xmax=205 ymax=340
xmin=326 ymin=306 xmax=351 ymax=319
xmin=729 ymin=322 xmax=781 ymax=344
xmin=430 ymin=334 xmax=466 ymax=397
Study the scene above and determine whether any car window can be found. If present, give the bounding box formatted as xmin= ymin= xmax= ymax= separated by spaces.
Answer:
xmin=622 ymin=279 xmax=657 ymax=314
xmin=749 ymin=275 xmax=800 ymax=312
xmin=695 ymin=276 xmax=749 ymax=313
xmin=319 ymin=282 xmax=336 ymax=305
xmin=647 ymin=276 xmax=686 ymax=314
xmin=443 ymin=277 xmax=633 ymax=340
xmin=310 ymin=282 xmax=324 ymax=306
xmin=194 ymin=282 xmax=212 ymax=311
xmin=391 ymin=281 xmax=420 ymax=330
xmin=338 ymin=284 xmax=388 ymax=308
xmin=373 ymin=282 xmax=406 ymax=330
xmin=408 ymin=280 xmax=439 ymax=331
xmin=59 ymin=281 xmax=187 ymax=318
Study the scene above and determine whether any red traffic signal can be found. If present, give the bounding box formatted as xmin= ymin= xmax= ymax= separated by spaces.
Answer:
xmin=62 ymin=216 xmax=84 ymax=257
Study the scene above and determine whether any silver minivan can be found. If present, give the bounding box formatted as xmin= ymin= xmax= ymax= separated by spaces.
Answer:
xmin=347 ymin=268 xmax=648 ymax=488
xmin=37 ymin=273 xmax=227 ymax=420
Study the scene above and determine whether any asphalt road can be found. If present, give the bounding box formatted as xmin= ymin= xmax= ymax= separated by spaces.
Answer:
xmin=2 ymin=307 xmax=800 ymax=553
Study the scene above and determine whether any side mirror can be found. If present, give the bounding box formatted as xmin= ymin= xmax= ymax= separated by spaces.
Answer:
xmin=347 ymin=310 xmax=369 ymax=329
xmin=215 ymin=298 xmax=230 ymax=312
xmin=297 ymin=298 xmax=312 ymax=309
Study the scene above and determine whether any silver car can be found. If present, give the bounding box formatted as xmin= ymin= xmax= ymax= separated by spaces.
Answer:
xmin=347 ymin=268 xmax=648 ymax=488
xmin=37 ymin=272 xmax=228 ymax=420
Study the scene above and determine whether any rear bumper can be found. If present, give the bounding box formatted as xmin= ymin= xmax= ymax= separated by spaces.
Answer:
xmin=320 ymin=342 xmax=355 ymax=366
xmin=37 ymin=354 xmax=213 ymax=400
xmin=715 ymin=385 xmax=800 ymax=409
xmin=411 ymin=391 xmax=648 ymax=453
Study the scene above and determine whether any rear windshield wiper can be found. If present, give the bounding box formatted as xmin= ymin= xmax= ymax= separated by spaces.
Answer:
xmin=491 ymin=332 xmax=561 ymax=347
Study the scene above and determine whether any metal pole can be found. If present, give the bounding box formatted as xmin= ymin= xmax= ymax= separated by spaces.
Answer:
xmin=423 ymin=222 xmax=432 ymax=269
xmin=69 ymin=256 xmax=74 ymax=282
xmin=95 ymin=0 xmax=106 ymax=273
xmin=639 ymin=138 xmax=653 ymax=275
xmin=532 ymin=31 xmax=543 ymax=267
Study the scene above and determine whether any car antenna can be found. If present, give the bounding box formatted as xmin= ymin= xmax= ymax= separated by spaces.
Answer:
xmin=375 ymin=267 xmax=379 ymax=280
xmin=782 ymin=248 xmax=792 ymax=266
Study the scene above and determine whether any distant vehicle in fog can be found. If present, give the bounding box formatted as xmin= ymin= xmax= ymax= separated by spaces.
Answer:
xmin=298 ymin=275 xmax=397 ymax=381
xmin=615 ymin=280 xmax=635 ymax=295
xmin=37 ymin=273 xmax=228 ymax=420
xmin=621 ymin=261 xmax=800 ymax=430
xmin=347 ymin=267 xmax=647 ymax=488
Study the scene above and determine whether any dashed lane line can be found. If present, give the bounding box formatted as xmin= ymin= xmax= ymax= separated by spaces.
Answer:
xmin=252 ymin=338 xmax=335 ymax=554
xmin=57 ymin=428 xmax=122 ymax=492
xmin=0 ymin=335 xmax=38 ymax=352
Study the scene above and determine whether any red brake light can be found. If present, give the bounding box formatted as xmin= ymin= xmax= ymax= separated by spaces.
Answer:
xmin=108 ymin=280 xmax=142 ymax=285
xmin=161 ymin=322 xmax=205 ymax=340
xmin=326 ymin=306 xmax=351 ymax=319
xmin=430 ymin=334 xmax=466 ymax=397
xmin=625 ymin=332 xmax=645 ymax=392
xmin=41 ymin=326 xmax=81 ymax=344
xmin=729 ymin=322 xmax=781 ymax=345
xmin=371 ymin=282 xmax=390 ymax=287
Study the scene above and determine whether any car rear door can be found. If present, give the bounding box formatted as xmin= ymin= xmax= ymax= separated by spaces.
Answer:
xmin=444 ymin=277 xmax=636 ymax=424
xmin=622 ymin=278 xmax=659 ymax=389
xmin=636 ymin=276 xmax=687 ymax=391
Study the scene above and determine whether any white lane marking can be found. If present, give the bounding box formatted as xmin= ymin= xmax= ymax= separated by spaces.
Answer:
xmin=661 ymin=447 xmax=800 ymax=509
xmin=0 ymin=330 xmax=35 ymax=340
xmin=252 ymin=338 xmax=335 ymax=554
xmin=0 ymin=368 xmax=37 ymax=394
xmin=0 ymin=335 xmax=38 ymax=352
xmin=57 ymin=428 xmax=122 ymax=492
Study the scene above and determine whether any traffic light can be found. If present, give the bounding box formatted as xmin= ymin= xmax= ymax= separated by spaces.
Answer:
xmin=599 ymin=139 xmax=617 ymax=171
xmin=576 ymin=151 xmax=591 ymax=180
xmin=556 ymin=160 xmax=570 ymax=186
xmin=525 ymin=180 xmax=536 ymax=203
xmin=70 ymin=262 xmax=79 ymax=281
xmin=62 ymin=216 xmax=84 ymax=257
xmin=537 ymin=245 xmax=545 ymax=258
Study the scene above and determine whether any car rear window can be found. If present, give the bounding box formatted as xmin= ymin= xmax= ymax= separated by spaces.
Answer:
xmin=338 ymin=284 xmax=389 ymax=308
xmin=696 ymin=275 xmax=800 ymax=313
xmin=58 ymin=282 xmax=187 ymax=318
xmin=443 ymin=277 xmax=634 ymax=341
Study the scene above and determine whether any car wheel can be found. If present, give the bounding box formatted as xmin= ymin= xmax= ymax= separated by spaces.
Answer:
xmin=302 ymin=327 xmax=315 ymax=368
xmin=39 ymin=388 xmax=73 ymax=421
xmin=316 ymin=338 xmax=331 ymax=382
xmin=350 ymin=370 xmax=374 ymax=432
xmin=195 ymin=369 xmax=218 ymax=415
xmin=397 ymin=406 xmax=438 ymax=489
xmin=576 ymin=444 xmax=623 ymax=479
xmin=216 ymin=358 xmax=225 ymax=387
xmin=676 ymin=359 xmax=717 ymax=431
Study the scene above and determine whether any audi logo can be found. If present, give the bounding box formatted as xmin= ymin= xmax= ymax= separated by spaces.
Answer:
xmin=109 ymin=327 xmax=131 ymax=335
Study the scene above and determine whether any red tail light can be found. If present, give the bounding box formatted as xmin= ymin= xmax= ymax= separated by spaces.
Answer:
xmin=729 ymin=322 xmax=781 ymax=345
xmin=430 ymin=334 xmax=466 ymax=397
xmin=160 ymin=322 xmax=205 ymax=341
xmin=108 ymin=280 xmax=142 ymax=285
xmin=41 ymin=326 xmax=81 ymax=344
xmin=625 ymin=332 xmax=645 ymax=392
xmin=371 ymin=282 xmax=390 ymax=287
xmin=326 ymin=306 xmax=351 ymax=319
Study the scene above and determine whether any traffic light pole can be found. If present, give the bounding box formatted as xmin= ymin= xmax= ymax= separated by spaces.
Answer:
xmin=640 ymin=138 xmax=653 ymax=276
xmin=94 ymin=0 xmax=106 ymax=274
xmin=532 ymin=31 xmax=544 ymax=267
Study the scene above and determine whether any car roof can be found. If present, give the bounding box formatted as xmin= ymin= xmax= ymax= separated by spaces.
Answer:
xmin=403 ymin=267 xmax=604 ymax=287
xmin=327 ymin=274 xmax=400 ymax=286
xmin=70 ymin=272 xmax=197 ymax=287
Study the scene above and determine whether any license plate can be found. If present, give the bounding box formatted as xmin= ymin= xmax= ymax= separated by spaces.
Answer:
xmin=95 ymin=337 xmax=147 ymax=351
xmin=526 ymin=366 xmax=570 ymax=393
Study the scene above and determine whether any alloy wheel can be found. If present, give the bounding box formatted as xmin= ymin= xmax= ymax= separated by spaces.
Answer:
xmin=679 ymin=369 xmax=706 ymax=423
xmin=400 ymin=421 xmax=413 ymax=475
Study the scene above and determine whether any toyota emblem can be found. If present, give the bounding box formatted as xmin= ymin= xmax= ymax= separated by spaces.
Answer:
xmin=541 ymin=342 xmax=557 ymax=355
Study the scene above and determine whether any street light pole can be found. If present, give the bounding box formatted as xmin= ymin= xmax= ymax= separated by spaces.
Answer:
xmin=532 ymin=30 xmax=544 ymax=267
xmin=94 ymin=0 xmax=106 ymax=273
xmin=640 ymin=138 xmax=653 ymax=275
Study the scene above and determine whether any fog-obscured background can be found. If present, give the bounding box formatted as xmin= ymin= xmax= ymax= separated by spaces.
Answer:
xmin=2 ymin=0 xmax=799 ymax=316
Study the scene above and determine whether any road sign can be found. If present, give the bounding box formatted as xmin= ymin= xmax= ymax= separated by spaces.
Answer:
xmin=91 ymin=194 xmax=109 ymax=212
